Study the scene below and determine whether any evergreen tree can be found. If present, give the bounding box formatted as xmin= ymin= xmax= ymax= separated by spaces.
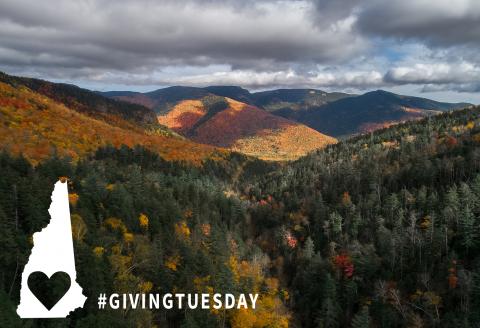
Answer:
xmin=351 ymin=306 xmax=371 ymax=328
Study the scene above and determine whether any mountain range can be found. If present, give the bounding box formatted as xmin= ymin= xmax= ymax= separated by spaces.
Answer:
xmin=103 ymin=85 xmax=471 ymax=139
xmin=103 ymin=86 xmax=336 ymax=161
xmin=0 ymin=71 xmax=473 ymax=163
xmin=0 ymin=72 xmax=224 ymax=165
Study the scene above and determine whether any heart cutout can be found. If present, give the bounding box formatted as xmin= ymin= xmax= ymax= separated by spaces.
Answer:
xmin=27 ymin=271 xmax=71 ymax=310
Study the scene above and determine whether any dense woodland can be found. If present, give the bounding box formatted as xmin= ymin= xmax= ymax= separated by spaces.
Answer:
xmin=249 ymin=106 xmax=480 ymax=327
xmin=2 ymin=105 xmax=480 ymax=327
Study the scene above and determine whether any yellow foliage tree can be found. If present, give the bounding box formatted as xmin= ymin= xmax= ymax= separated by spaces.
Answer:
xmin=165 ymin=255 xmax=181 ymax=271
xmin=123 ymin=232 xmax=134 ymax=244
xmin=71 ymin=214 xmax=87 ymax=241
xmin=231 ymin=295 xmax=290 ymax=328
xmin=104 ymin=217 xmax=127 ymax=233
xmin=229 ymin=255 xmax=240 ymax=283
xmin=93 ymin=246 xmax=105 ymax=257
xmin=175 ymin=221 xmax=191 ymax=240
xmin=139 ymin=281 xmax=153 ymax=293
xmin=68 ymin=193 xmax=79 ymax=206
xmin=139 ymin=213 xmax=149 ymax=231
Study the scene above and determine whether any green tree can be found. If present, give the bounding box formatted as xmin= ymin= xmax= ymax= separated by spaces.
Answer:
xmin=351 ymin=306 xmax=371 ymax=328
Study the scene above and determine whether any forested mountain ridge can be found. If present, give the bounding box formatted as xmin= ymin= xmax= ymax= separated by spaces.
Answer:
xmin=0 ymin=80 xmax=229 ymax=165
xmin=102 ymin=86 xmax=352 ymax=114
xmin=204 ymin=86 xmax=256 ymax=105
xmin=250 ymin=88 xmax=354 ymax=113
xmin=0 ymin=72 xmax=337 ymax=163
xmin=103 ymin=85 xmax=472 ymax=139
xmin=104 ymin=86 xmax=338 ymax=161
xmin=290 ymin=90 xmax=473 ymax=137
xmin=102 ymin=86 xmax=213 ymax=114
xmin=157 ymin=96 xmax=337 ymax=161
xmin=242 ymin=105 xmax=480 ymax=327
xmin=0 ymin=72 xmax=158 ymax=126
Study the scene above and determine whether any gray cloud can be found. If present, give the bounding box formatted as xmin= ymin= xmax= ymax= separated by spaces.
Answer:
xmin=0 ymin=0 xmax=366 ymax=74
xmin=0 ymin=0 xmax=478 ymax=98
xmin=381 ymin=57 xmax=480 ymax=95
xmin=113 ymin=68 xmax=385 ymax=90
xmin=356 ymin=0 xmax=480 ymax=47
xmin=311 ymin=0 xmax=360 ymax=26
xmin=421 ymin=83 xmax=480 ymax=94
xmin=385 ymin=62 xmax=480 ymax=85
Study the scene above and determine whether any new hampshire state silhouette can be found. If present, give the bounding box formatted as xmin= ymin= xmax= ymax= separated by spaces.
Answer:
xmin=17 ymin=179 xmax=87 ymax=318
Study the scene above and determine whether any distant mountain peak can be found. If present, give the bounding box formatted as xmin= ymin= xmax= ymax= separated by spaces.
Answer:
xmin=156 ymin=95 xmax=337 ymax=160
xmin=100 ymin=83 xmax=472 ymax=140
xmin=293 ymin=90 xmax=472 ymax=137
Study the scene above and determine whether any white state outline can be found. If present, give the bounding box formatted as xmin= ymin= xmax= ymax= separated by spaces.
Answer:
xmin=17 ymin=180 xmax=87 ymax=318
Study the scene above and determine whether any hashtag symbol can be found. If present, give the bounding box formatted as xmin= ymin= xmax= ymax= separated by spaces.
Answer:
xmin=98 ymin=293 xmax=107 ymax=309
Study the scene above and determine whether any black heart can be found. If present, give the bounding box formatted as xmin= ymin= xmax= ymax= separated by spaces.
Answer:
xmin=27 ymin=271 xmax=71 ymax=310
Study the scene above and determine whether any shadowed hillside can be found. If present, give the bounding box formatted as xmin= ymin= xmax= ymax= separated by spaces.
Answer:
xmin=292 ymin=90 xmax=472 ymax=137
xmin=251 ymin=88 xmax=353 ymax=113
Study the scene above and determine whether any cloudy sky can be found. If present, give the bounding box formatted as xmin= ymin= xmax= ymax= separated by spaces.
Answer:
xmin=1 ymin=0 xmax=480 ymax=103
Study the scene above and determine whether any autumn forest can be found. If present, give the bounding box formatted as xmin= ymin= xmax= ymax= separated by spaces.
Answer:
xmin=1 ymin=72 xmax=480 ymax=328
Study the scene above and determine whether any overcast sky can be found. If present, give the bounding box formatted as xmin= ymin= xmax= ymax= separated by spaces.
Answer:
xmin=1 ymin=0 xmax=480 ymax=103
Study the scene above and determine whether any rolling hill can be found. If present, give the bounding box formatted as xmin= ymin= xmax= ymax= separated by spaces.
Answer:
xmin=102 ymin=86 xmax=212 ymax=114
xmin=157 ymin=96 xmax=337 ymax=161
xmin=251 ymin=88 xmax=353 ymax=113
xmin=0 ymin=80 xmax=225 ymax=165
xmin=204 ymin=86 xmax=256 ymax=105
xmin=104 ymin=85 xmax=471 ymax=139
xmin=104 ymin=88 xmax=338 ymax=161
xmin=0 ymin=73 xmax=336 ymax=163
xmin=101 ymin=86 xmax=352 ymax=115
xmin=291 ymin=90 xmax=472 ymax=137
xmin=0 ymin=72 xmax=157 ymax=127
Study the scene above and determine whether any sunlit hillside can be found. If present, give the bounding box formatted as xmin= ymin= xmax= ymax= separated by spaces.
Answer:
xmin=0 ymin=82 xmax=225 ymax=165
xmin=158 ymin=97 xmax=337 ymax=161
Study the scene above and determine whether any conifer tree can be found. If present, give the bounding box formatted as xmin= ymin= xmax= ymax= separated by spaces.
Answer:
xmin=351 ymin=306 xmax=371 ymax=328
